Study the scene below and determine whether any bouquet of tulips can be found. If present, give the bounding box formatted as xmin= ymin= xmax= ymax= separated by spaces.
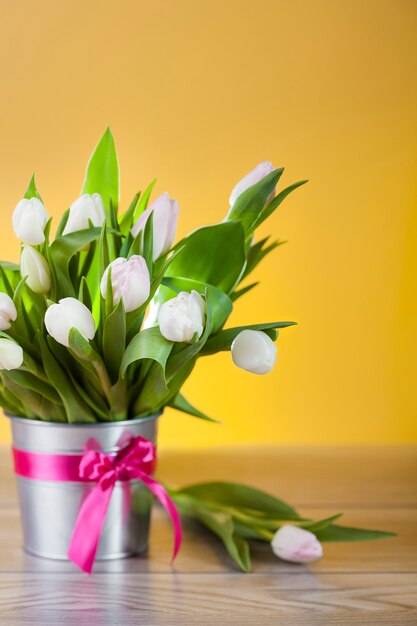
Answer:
xmin=0 ymin=129 xmax=302 ymax=423
xmin=0 ymin=130 xmax=394 ymax=572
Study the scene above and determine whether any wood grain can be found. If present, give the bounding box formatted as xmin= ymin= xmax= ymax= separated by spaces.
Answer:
xmin=0 ymin=445 xmax=415 ymax=624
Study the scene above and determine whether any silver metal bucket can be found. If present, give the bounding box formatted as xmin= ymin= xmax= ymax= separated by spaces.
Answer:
xmin=8 ymin=414 xmax=159 ymax=561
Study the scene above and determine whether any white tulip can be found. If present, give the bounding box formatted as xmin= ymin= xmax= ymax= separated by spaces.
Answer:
xmin=62 ymin=193 xmax=105 ymax=235
xmin=100 ymin=255 xmax=150 ymax=312
xmin=45 ymin=297 xmax=95 ymax=348
xmin=229 ymin=161 xmax=275 ymax=206
xmin=0 ymin=339 xmax=23 ymax=371
xmin=20 ymin=245 xmax=52 ymax=294
xmin=0 ymin=293 xmax=17 ymax=331
xmin=158 ymin=290 xmax=205 ymax=342
xmin=12 ymin=198 xmax=49 ymax=245
xmin=271 ymin=525 xmax=323 ymax=564
xmin=231 ymin=330 xmax=276 ymax=374
xmin=131 ymin=192 xmax=179 ymax=261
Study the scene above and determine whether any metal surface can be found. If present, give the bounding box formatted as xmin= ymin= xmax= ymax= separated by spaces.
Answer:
xmin=8 ymin=415 xmax=159 ymax=561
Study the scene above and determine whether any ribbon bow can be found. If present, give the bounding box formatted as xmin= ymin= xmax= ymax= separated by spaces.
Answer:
xmin=67 ymin=436 xmax=182 ymax=574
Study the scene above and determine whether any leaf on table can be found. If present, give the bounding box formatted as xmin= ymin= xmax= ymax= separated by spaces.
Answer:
xmin=173 ymin=493 xmax=251 ymax=572
xmin=175 ymin=482 xmax=301 ymax=520
xmin=315 ymin=524 xmax=396 ymax=542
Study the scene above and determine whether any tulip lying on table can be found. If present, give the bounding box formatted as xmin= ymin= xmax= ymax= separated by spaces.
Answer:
xmin=166 ymin=482 xmax=395 ymax=572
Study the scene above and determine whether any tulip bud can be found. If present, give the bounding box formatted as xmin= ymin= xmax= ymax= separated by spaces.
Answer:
xmin=100 ymin=255 xmax=150 ymax=313
xmin=0 ymin=293 xmax=17 ymax=331
xmin=229 ymin=161 xmax=275 ymax=206
xmin=158 ymin=290 xmax=205 ymax=342
xmin=45 ymin=297 xmax=95 ymax=348
xmin=131 ymin=192 xmax=179 ymax=261
xmin=62 ymin=193 xmax=105 ymax=235
xmin=20 ymin=245 xmax=52 ymax=294
xmin=231 ymin=330 xmax=276 ymax=375
xmin=271 ymin=525 xmax=323 ymax=564
xmin=12 ymin=198 xmax=49 ymax=245
xmin=0 ymin=338 xmax=23 ymax=371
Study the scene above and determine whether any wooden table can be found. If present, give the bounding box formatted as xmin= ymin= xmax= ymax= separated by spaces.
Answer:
xmin=0 ymin=445 xmax=416 ymax=625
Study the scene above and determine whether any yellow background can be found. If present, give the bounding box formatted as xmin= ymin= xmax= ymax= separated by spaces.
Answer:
xmin=0 ymin=0 xmax=416 ymax=447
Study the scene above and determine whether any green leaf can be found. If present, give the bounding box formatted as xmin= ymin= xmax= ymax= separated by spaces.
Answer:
xmin=202 ymin=321 xmax=295 ymax=356
xmin=103 ymin=299 xmax=126 ymax=383
xmin=172 ymin=493 xmax=251 ymax=572
xmin=315 ymin=524 xmax=396 ymax=542
xmin=119 ymin=191 xmax=140 ymax=236
xmin=82 ymin=128 xmax=119 ymax=212
xmin=168 ymin=222 xmax=246 ymax=293
xmin=133 ymin=179 xmax=156 ymax=222
xmin=0 ymin=377 xmax=27 ymax=416
xmin=299 ymin=514 xmax=343 ymax=532
xmin=252 ymin=180 xmax=308 ymax=231
xmin=120 ymin=327 xmax=173 ymax=378
xmin=38 ymin=334 xmax=96 ymax=423
xmin=132 ymin=361 xmax=171 ymax=416
xmin=99 ymin=223 xmax=110 ymax=277
xmin=242 ymin=238 xmax=285 ymax=281
xmin=78 ymin=277 xmax=93 ymax=311
xmin=24 ymin=173 xmax=43 ymax=201
xmin=168 ymin=392 xmax=220 ymax=423
xmin=13 ymin=279 xmax=34 ymax=339
xmin=226 ymin=169 xmax=284 ymax=232
xmin=49 ymin=227 xmax=106 ymax=298
xmin=120 ymin=232 xmax=134 ymax=258
xmin=68 ymin=327 xmax=97 ymax=363
xmin=142 ymin=210 xmax=154 ymax=270
xmin=231 ymin=282 xmax=259 ymax=302
xmin=0 ymin=263 xmax=19 ymax=297
xmin=55 ymin=209 xmax=70 ymax=238
xmin=176 ymin=482 xmax=301 ymax=520
xmin=1 ymin=374 xmax=66 ymax=422
xmin=6 ymin=370 xmax=62 ymax=405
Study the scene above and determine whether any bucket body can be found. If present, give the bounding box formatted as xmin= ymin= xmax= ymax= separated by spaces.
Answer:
xmin=8 ymin=415 xmax=159 ymax=561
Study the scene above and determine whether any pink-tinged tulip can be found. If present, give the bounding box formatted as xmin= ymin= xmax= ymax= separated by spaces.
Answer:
xmin=100 ymin=256 xmax=150 ymax=312
xmin=231 ymin=330 xmax=276 ymax=375
xmin=12 ymin=198 xmax=49 ymax=245
xmin=131 ymin=192 xmax=179 ymax=261
xmin=0 ymin=293 xmax=17 ymax=331
xmin=271 ymin=525 xmax=323 ymax=564
xmin=229 ymin=161 xmax=275 ymax=206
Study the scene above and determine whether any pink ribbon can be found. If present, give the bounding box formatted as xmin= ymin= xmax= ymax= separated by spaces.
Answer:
xmin=13 ymin=436 xmax=182 ymax=574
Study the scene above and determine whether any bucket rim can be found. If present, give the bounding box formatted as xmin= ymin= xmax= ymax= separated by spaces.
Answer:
xmin=6 ymin=412 xmax=162 ymax=429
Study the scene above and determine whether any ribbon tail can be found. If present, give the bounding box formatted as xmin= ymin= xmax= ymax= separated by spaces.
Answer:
xmin=67 ymin=482 xmax=114 ymax=574
xmin=133 ymin=470 xmax=182 ymax=560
